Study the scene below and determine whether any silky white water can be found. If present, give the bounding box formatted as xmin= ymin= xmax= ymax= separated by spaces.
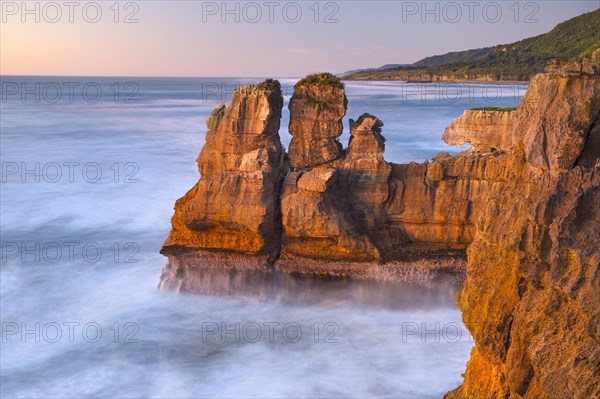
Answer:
xmin=0 ymin=77 xmax=525 ymax=398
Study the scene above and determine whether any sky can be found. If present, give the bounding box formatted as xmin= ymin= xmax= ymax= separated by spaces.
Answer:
xmin=1 ymin=0 xmax=599 ymax=77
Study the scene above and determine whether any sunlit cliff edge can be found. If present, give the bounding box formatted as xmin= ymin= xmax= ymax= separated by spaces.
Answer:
xmin=444 ymin=48 xmax=599 ymax=399
xmin=160 ymin=51 xmax=599 ymax=398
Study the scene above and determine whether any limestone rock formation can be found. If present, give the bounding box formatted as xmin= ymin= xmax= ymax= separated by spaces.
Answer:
xmin=279 ymin=113 xmax=400 ymax=263
xmin=446 ymin=50 xmax=600 ymax=399
xmin=443 ymin=109 xmax=516 ymax=152
xmin=161 ymin=73 xmax=518 ymax=277
xmin=341 ymin=115 xmax=401 ymax=251
xmin=288 ymin=73 xmax=347 ymax=169
xmin=280 ymin=165 xmax=381 ymax=262
xmin=160 ymin=54 xmax=600 ymax=399
xmin=386 ymin=152 xmax=511 ymax=247
xmin=280 ymin=106 xmax=510 ymax=265
xmin=517 ymin=61 xmax=600 ymax=171
xmin=161 ymin=80 xmax=286 ymax=264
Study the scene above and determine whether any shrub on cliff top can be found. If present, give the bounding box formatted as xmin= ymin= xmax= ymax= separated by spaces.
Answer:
xmin=581 ymin=44 xmax=600 ymax=58
xmin=295 ymin=73 xmax=345 ymax=90
xmin=255 ymin=79 xmax=281 ymax=92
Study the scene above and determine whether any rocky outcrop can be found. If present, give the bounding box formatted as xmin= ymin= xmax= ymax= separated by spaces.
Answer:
xmin=279 ymin=113 xmax=402 ymax=263
xmin=281 ymin=89 xmax=515 ymax=266
xmin=161 ymin=72 xmax=516 ymax=283
xmin=446 ymin=50 xmax=600 ymax=399
xmin=443 ymin=109 xmax=516 ymax=151
xmin=288 ymin=74 xmax=347 ymax=169
xmin=161 ymin=54 xmax=599 ymax=396
xmin=161 ymin=80 xmax=287 ymax=266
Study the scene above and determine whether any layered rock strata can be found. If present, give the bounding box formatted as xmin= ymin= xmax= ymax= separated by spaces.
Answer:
xmin=161 ymin=73 xmax=511 ymax=282
xmin=161 ymin=80 xmax=287 ymax=268
xmin=280 ymin=113 xmax=403 ymax=263
xmin=443 ymin=109 xmax=516 ymax=151
xmin=161 ymin=54 xmax=599 ymax=396
xmin=287 ymin=76 xmax=347 ymax=168
xmin=446 ymin=50 xmax=600 ymax=398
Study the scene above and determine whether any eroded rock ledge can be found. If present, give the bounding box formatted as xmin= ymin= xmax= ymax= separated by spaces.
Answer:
xmin=160 ymin=73 xmax=508 ymax=282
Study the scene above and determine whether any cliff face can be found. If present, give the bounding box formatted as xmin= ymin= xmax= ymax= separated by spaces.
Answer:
xmin=386 ymin=152 xmax=511 ymax=247
xmin=446 ymin=51 xmax=600 ymax=399
xmin=161 ymin=81 xmax=287 ymax=267
xmin=161 ymin=73 xmax=503 ymax=280
xmin=288 ymin=81 xmax=346 ymax=169
xmin=161 ymin=54 xmax=599 ymax=396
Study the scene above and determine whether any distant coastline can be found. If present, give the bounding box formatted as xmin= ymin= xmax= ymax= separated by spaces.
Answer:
xmin=342 ymin=67 xmax=536 ymax=83
xmin=342 ymin=9 xmax=598 ymax=83
xmin=344 ymin=77 xmax=531 ymax=85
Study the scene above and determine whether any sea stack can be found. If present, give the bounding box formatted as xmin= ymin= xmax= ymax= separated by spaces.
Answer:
xmin=160 ymin=80 xmax=287 ymax=289
xmin=280 ymin=77 xmax=401 ymax=264
xmin=160 ymin=73 xmax=515 ymax=281
xmin=288 ymin=74 xmax=346 ymax=169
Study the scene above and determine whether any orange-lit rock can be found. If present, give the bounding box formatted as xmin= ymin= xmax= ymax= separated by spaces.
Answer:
xmin=161 ymin=74 xmax=516 ymax=274
xmin=446 ymin=49 xmax=600 ymax=399
xmin=160 ymin=54 xmax=600 ymax=399
xmin=161 ymin=80 xmax=286 ymax=264
xmin=279 ymin=113 xmax=398 ymax=263
xmin=288 ymin=73 xmax=347 ymax=169
xmin=443 ymin=109 xmax=516 ymax=151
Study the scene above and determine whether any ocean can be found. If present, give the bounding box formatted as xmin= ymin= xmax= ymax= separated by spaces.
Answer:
xmin=0 ymin=76 xmax=525 ymax=398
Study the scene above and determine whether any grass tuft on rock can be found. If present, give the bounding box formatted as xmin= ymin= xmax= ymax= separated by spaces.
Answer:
xmin=295 ymin=73 xmax=345 ymax=90
xmin=255 ymin=79 xmax=281 ymax=92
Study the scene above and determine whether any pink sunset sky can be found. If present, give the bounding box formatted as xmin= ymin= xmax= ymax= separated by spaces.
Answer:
xmin=2 ymin=0 xmax=598 ymax=77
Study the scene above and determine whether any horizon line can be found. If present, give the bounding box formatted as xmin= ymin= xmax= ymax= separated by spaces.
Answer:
xmin=0 ymin=74 xmax=304 ymax=79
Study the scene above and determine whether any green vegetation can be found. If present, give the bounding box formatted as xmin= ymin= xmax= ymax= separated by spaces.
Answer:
xmin=295 ymin=73 xmax=348 ymax=112
xmin=471 ymin=107 xmax=517 ymax=112
xmin=255 ymin=78 xmax=281 ymax=91
xmin=345 ymin=9 xmax=600 ymax=81
xmin=582 ymin=43 xmax=600 ymax=57
xmin=295 ymin=73 xmax=345 ymax=89
xmin=413 ymin=47 xmax=493 ymax=68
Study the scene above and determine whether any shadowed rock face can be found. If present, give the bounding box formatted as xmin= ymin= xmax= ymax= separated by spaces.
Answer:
xmin=446 ymin=50 xmax=600 ymax=399
xmin=280 ymin=113 xmax=400 ymax=263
